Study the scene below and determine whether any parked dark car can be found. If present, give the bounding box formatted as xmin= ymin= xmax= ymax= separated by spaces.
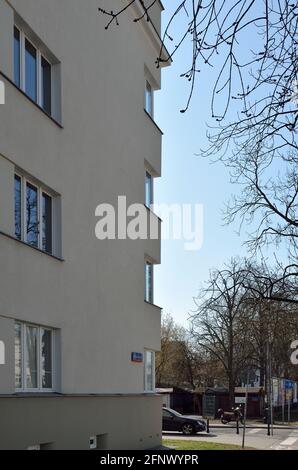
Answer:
xmin=162 ymin=407 xmax=206 ymax=435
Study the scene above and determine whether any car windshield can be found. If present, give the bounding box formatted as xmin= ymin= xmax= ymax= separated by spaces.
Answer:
xmin=166 ymin=409 xmax=183 ymax=417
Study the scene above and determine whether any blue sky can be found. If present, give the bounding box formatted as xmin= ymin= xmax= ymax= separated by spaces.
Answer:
xmin=153 ymin=2 xmax=261 ymax=325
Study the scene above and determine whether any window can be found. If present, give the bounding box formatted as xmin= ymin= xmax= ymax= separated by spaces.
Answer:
xmin=42 ymin=192 xmax=52 ymax=253
xmin=13 ymin=26 xmax=52 ymax=115
xmin=14 ymin=324 xmax=22 ymax=388
xmin=25 ymin=38 xmax=37 ymax=102
xmin=25 ymin=325 xmax=38 ymax=388
xmin=26 ymin=182 xmax=38 ymax=248
xmin=14 ymin=26 xmax=21 ymax=87
xmin=145 ymin=171 xmax=153 ymax=208
xmin=0 ymin=340 xmax=5 ymax=365
xmin=145 ymin=80 xmax=153 ymax=116
xmin=41 ymin=328 xmax=52 ymax=389
xmin=144 ymin=350 xmax=155 ymax=392
xmin=14 ymin=174 xmax=22 ymax=240
xmin=14 ymin=173 xmax=54 ymax=255
xmin=15 ymin=322 xmax=54 ymax=391
xmin=145 ymin=262 xmax=153 ymax=303
xmin=41 ymin=57 xmax=52 ymax=115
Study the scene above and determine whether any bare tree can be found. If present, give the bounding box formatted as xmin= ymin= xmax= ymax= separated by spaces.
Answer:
xmin=190 ymin=259 xmax=255 ymax=407
xmin=191 ymin=258 xmax=298 ymax=395
xmin=156 ymin=313 xmax=208 ymax=389
xmin=158 ymin=264 xmax=298 ymax=397
xmin=239 ymin=260 xmax=298 ymax=304
xmin=156 ymin=312 xmax=179 ymax=386
xmin=99 ymin=1 xmax=298 ymax=119
xmin=241 ymin=296 xmax=298 ymax=386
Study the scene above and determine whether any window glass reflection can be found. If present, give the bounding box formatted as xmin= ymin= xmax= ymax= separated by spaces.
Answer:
xmin=41 ymin=329 xmax=52 ymax=389
xmin=42 ymin=193 xmax=52 ymax=254
xmin=15 ymin=323 xmax=22 ymax=389
xmin=145 ymin=172 xmax=153 ymax=207
xmin=145 ymin=81 xmax=153 ymax=116
xmin=26 ymin=326 xmax=38 ymax=389
xmin=145 ymin=263 xmax=153 ymax=303
xmin=25 ymin=39 xmax=37 ymax=102
xmin=26 ymin=182 xmax=38 ymax=247
xmin=41 ymin=57 xmax=51 ymax=114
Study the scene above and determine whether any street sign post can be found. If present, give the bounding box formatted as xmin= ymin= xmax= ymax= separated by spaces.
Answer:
xmin=282 ymin=388 xmax=285 ymax=424
xmin=242 ymin=373 xmax=249 ymax=449
xmin=203 ymin=395 xmax=216 ymax=418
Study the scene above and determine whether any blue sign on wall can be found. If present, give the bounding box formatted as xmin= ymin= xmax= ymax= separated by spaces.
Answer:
xmin=285 ymin=380 xmax=294 ymax=390
xmin=131 ymin=352 xmax=143 ymax=363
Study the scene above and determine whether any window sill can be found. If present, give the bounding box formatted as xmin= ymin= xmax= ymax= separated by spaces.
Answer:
xmin=0 ymin=70 xmax=63 ymax=129
xmin=0 ymin=230 xmax=64 ymax=262
xmin=144 ymin=204 xmax=162 ymax=223
xmin=144 ymin=299 xmax=162 ymax=310
xmin=0 ymin=392 xmax=160 ymax=398
xmin=144 ymin=109 xmax=163 ymax=135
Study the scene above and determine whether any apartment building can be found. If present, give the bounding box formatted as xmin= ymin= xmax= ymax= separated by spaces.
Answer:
xmin=0 ymin=0 xmax=170 ymax=450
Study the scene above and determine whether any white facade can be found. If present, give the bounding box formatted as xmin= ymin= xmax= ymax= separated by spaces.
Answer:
xmin=0 ymin=0 xmax=169 ymax=449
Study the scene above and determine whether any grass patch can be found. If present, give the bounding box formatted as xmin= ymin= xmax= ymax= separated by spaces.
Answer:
xmin=163 ymin=439 xmax=255 ymax=451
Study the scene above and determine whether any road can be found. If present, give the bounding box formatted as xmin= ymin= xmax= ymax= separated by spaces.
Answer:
xmin=163 ymin=426 xmax=298 ymax=450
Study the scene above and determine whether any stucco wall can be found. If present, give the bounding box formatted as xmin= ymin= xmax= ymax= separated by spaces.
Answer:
xmin=0 ymin=0 xmax=165 ymax=396
xmin=0 ymin=394 xmax=163 ymax=450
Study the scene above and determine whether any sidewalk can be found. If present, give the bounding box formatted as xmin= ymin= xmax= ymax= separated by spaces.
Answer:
xmin=210 ymin=422 xmax=298 ymax=430
xmin=186 ymin=416 xmax=298 ymax=430
xmin=164 ymin=432 xmax=284 ymax=450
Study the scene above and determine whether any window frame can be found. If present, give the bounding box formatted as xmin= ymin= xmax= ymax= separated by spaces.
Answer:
xmin=14 ymin=26 xmax=21 ymax=87
xmin=14 ymin=25 xmax=53 ymax=115
xmin=15 ymin=172 xmax=54 ymax=255
xmin=145 ymin=261 xmax=154 ymax=304
xmin=145 ymin=171 xmax=153 ymax=208
xmin=41 ymin=191 xmax=53 ymax=254
xmin=15 ymin=321 xmax=55 ymax=393
xmin=24 ymin=36 xmax=38 ymax=103
xmin=25 ymin=180 xmax=39 ymax=249
xmin=144 ymin=80 xmax=154 ymax=117
xmin=14 ymin=174 xmax=22 ymax=241
xmin=41 ymin=55 xmax=52 ymax=115
xmin=144 ymin=350 xmax=155 ymax=393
